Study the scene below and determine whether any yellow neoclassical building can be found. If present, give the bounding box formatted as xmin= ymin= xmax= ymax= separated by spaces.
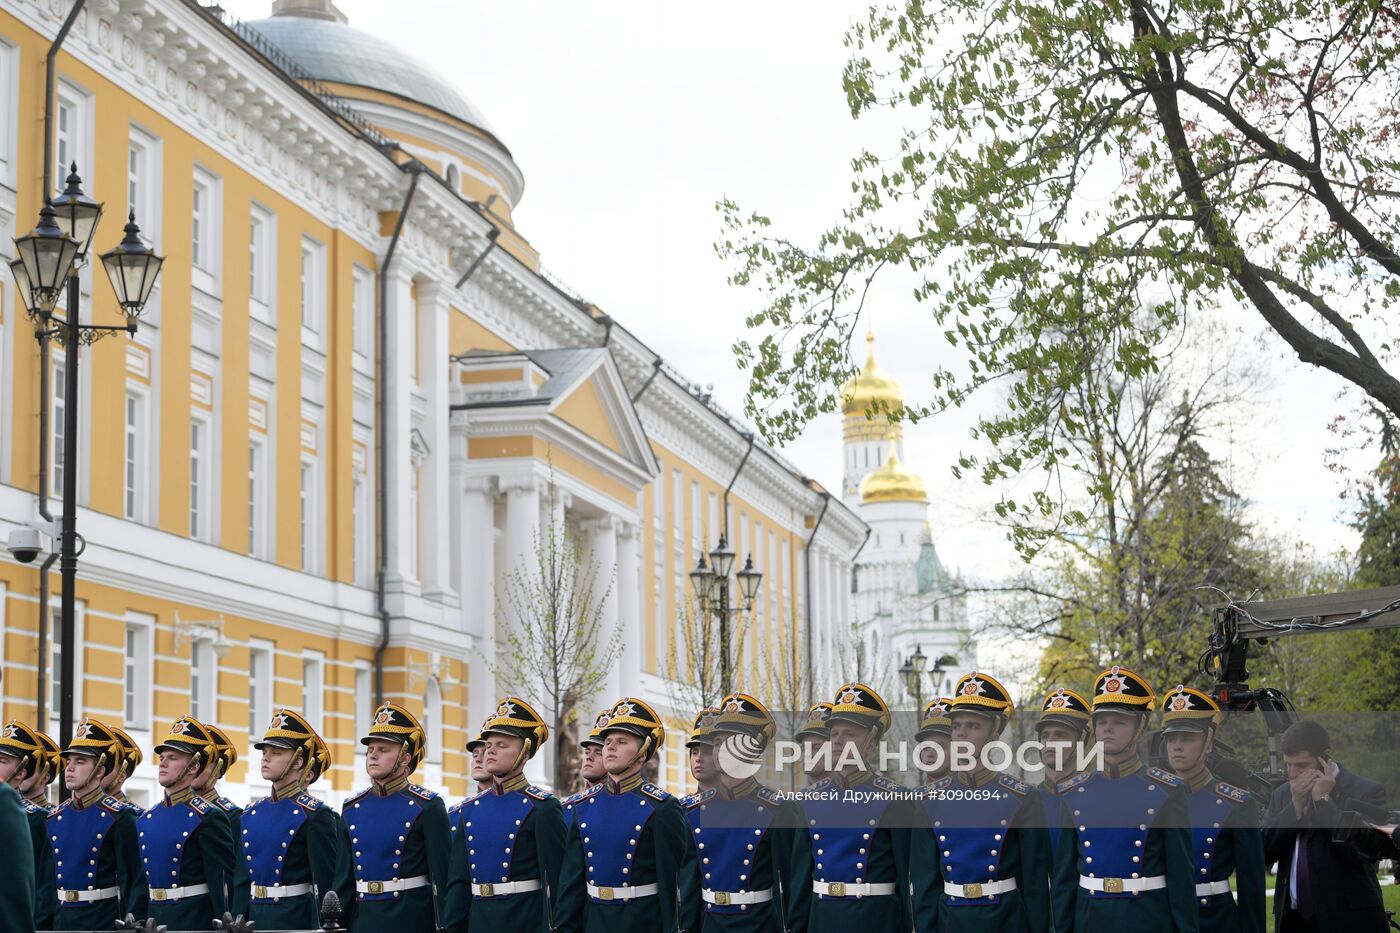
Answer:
xmin=0 ymin=0 xmax=866 ymax=805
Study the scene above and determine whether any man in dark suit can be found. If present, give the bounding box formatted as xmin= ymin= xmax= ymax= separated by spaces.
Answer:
xmin=1263 ymin=720 xmax=1388 ymax=933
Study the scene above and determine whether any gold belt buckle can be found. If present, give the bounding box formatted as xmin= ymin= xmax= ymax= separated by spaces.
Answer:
xmin=367 ymin=881 xmax=384 ymax=895
xmin=828 ymin=882 xmax=846 ymax=897
xmin=1103 ymin=878 xmax=1124 ymax=894
xmin=254 ymin=885 xmax=268 ymax=899
xmin=715 ymin=891 xmax=731 ymax=905
xmin=64 ymin=890 xmax=78 ymax=903
xmin=597 ymin=886 xmax=614 ymax=900
xmin=963 ymin=883 xmax=983 ymax=898
xmin=152 ymin=889 xmax=167 ymax=901
xmin=479 ymin=883 xmax=494 ymax=897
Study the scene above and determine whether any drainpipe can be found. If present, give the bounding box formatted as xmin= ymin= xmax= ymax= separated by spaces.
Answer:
xmin=453 ymin=227 xmax=499 ymax=289
xmin=629 ymin=358 xmax=663 ymax=403
xmin=721 ymin=433 xmax=755 ymax=540
xmin=35 ymin=0 xmax=88 ymax=724
xmin=802 ymin=491 xmax=832 ymax=688
xmin=374 ymin=164 xmax=423 ymax=705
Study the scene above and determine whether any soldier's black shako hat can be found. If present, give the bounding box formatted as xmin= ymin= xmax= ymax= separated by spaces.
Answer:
xmin=580 ymin=708 xmax=611 ymax=749
xmin=795 ymin=701 xmax=834 ymax=741
xmin=154 ymin=715 xmax=216 ymax=768
xmin=255 ymin=708 xmax=318 ymax=751
xmin=829 ymin=682 xmax=891 ymax=737
xmin=1091 ymin=665 xmax=1156 ymax=713
xmin=686 ymin=707 xmax=721 ymax=748
xmin=1037 ymin=687 xmax=1092 ymax=733
xmin=712 ymin=693 xmax=776 ymax=742
xmin=950 ymin=671 xmax=1015 ymax=717
xmin=480 ymin=696 xmax=549 ymax=758
xmin=1160 ymin=684 xmax=1223 ymax=734
xmin=0 ymin=720 xmax=47 ymax=775
xmin=601 ymin=697 xmax=667 ymax=756
xmin=63 ymin=717 xmax=122 ymax=769
xmin=915 ymin=697 xmax=954 ymax=739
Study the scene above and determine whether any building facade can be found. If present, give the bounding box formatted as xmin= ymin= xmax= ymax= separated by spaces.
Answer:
xmin=0 ymin=0 xmax=866 ymax=805
xmin=841 ymin=332 xmax=969 ymax=703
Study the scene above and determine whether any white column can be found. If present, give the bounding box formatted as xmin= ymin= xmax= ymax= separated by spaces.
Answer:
xmin=503 ymin=476 xmax=542 ymax=572
xmin=458 ymin=476 xmax=496 ymax=640
xmin=418 ymin=280 xmax=456 ymax=606
xmin=617 ymin=521 xmax=641 ymax=693
xmin=382 ymin=266 xmax=417 ymax=591
xmin=583 ymin=516 xmax=621 ymax=699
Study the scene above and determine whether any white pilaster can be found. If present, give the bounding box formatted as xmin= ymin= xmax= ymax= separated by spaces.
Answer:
xmin=617 ymin=521 xmax=641 ymax=694
xmin=417 ymin=280 xmax=456 ymax=606
xmin=382 ymin=266 xmax=417 ymax=591
xmin=583 ymin=515 xmax=621 ymax=699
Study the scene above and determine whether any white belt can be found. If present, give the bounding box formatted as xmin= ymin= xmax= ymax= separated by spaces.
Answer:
xmin=149 ymin=883 xmax=210 ymax=902
xmin=587 ymin=882 xmax=659 ymax=901
xmin=473 ymin=879 xmax=541 ymax=897
xmin=813 ymin=881 xmax=897 ymax=898
xmin=356 ymin=875 xmax=430 ymax=895
xmin=1195 ymin=879 xmax=1232 ymax=897
xmin=252 ymin=882 xmax=313 ymax=900
xmin=1079 ymin=875 xmax=1167 ymax=894
xmin=58 ymin=886 xmax=119 ymax=904
xmin=703 ymin=887 xmax=773 ymax=906
xmin=944 ymin=878 xmax=1018 ymax=899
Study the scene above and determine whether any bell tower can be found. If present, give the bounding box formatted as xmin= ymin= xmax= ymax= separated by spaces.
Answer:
xmin=840 ymin=332 xmax=905 ymax=508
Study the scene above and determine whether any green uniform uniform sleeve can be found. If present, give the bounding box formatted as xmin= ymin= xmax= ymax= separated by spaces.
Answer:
xmin=654 ymin=795 xmax=700 ymax=933
xmin=305 ymin=805 xmax=341 ymax=918
xmin=231 ymin=810 xmax=250 ymax=917
xmin=786 ymin=807 xmax=813 ymax=933
xmin=1012 ymin=786 xmax=1052 ymax=931
xmin=204 ymin=805 xmax=236 ymax=919
xmin=330 ymin=808 xmax=357 ymax=928
xmin=769 ymin=799 xmax=800 ymax=933
xmin=535 ymin=797 xmax=569 ymax=933
xmin=1231 ymin=798 xmax=1267 ymax=933
xmin=116 ymin=809 xmax=149 ymax=921
xmin=1160 ymin=787 xmax=1201 ymax=933
xmin=420 ymin=794 xmax=453 ymax=930
xmin=1050 ymin=795 xmax=1078 ymax=933
xmin=907 ymin=805 xmax=941 ymax=933
xmin=29 ymin=806 xmax=56 ymax=930
xmin=0 ymin=787 xmax=34 ymax=933
xmin=441 ymin=810 xmax=468 ymax=933
xmin=889 ymin=800 xmax=914 ymax=933
xmin=553 ymin=813 xmax=586 ymax=933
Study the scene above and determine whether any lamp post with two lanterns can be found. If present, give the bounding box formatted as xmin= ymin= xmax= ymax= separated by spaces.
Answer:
xmin=899 ymin=644 xmax=958 ymax=712
xmin=9 ymin=163 xmax=164 ymax=760
xmin=687 ymin=534 xmax=763 ymax=697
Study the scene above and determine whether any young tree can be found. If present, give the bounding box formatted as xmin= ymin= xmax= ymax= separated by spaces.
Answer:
xmin=495 ymin=515 xmax=621 ymax=792
xmin=719 ymin=0 xmax=1400 ymax=558
xmin=664 ymin=601 xmax=754 ymax=725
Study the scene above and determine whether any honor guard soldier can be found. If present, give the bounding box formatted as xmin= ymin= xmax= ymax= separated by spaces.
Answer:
xmin=200 ymin=724 xmax=242 ymax=819
xmin=0 ymin=780 xmax=35 ymax=933
xmin=562 ymin=708 xmax=611 ymax=828
xmin=685 ymin=707 xmax=723 ymax=799
xmin=0 ymin=721 xmax=60 ymax=929
xmin=910 ymin=672 xmax=1049 ymax=933
xmin=794 ymin=701 xmax=835 ymax=786
xmin=685 ymin=693 xmax=797 ymax=933
xmin=1035 ymin=687 xmax=1092 ymax=859
xmin=344 ymin=702 xmax=452 ymax=932
xmin=442 ymin=696 xmax=568 ymax=933
xmin=233 ymin=708 xmax=350 ymax=928
xmin=914 ymin=697 xmax=954 ymax=783
xmin=140 ymin=716 xmax=235 ymax=930
xmin=1160 ymin=685 xmax=1265 ymax=933
xmin=1050 ymin=666 xmax=1199 ymax=933
xmin=50 ymin=717 xmax=148 ymax=930
xmin=555 ymin=696 xmax=701 ymax=933
xmin=449 ymin=718 xmax=493 ymax=845
xmin=106 ymin=726 xmax=145 ymax=811
xmin=789 ymin=682 xmax=912 ymax=933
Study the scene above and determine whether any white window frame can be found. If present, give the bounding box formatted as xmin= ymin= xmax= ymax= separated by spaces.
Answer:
xmin=423 ymin=676 xmax=443 ymax=766
xmin=0 ymin=39 xmax=18 ymax=188
xmin=47 ymin=600 xmax=85 ymax=736
xmin=248 ymin=639 xmax=274 ymax=745
xmin=51 ymin=359 xmax=66 ymax=499
xmin=248 ymin=436 xmax=268 ymax=559
xmin=300 ymin=457 xmax=318 ymax=573
xmin=127 ymin=126 xmax=161 ymax=248
xmin=124 ymin=387 xmax=149 ymax=523
xmin=300 ymin=236 xmax=325 ymax=348
xmin=249 ymin=204 xmax=275 ymax=323
xmin=354 ymin=663 xmax=372 ymax=764
xmin=191 ymin=167 xmax=221 ymax=295
xmin=408 ymin=466 xmax=420 ymax=581
xmin=301 ymin=651 xmax=324 ymax=732
xmin=352 ymin=471 xmax=369 ymax=587
xmin=351 ymin=263 xmax=373 ymax=364
xmin=190 ymin=638 xmax=215 ymax=722
xmin=190 ymin=412 xmax=212 ymax=542
xmin=123 ymin=612 xmax=154 ymax=727
xmin=53 ymin=80 xmax=92 ymax=197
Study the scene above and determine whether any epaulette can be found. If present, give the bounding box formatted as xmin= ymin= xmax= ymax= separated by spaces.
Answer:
xmin=755 ymin=785 xmax=784 ymax=806
xmin=343 ymin=788 xmax=371 ymax=808
xmin=997 ymin=774 xmax=1034 ymax=797
xmin=640 ymin=782 xmax=671 ymax=801
xmin=295 ymin=793 xmax=324 ymax=812
xmin=100 ymin=795 xmax=126 ymax=814
xmin=870 ymin=775 xmax=906 ymax=793
xmin=922 ymin=776 xmax=953 ymax=792
xmin=406 ymin=783 xmax=438 ymax=801
xmin=562 ymin=784 xmax=603 ymax=807
xmin=188 ymin=795 xmax=212 ymax=815
xmin=119 ymin=801 xmax=143 ymax=815
xmin=217 ymin=795 xmax=241 ymax=812
xmin=1146 ymin=766 xmax=1184 ymax=787
xmin=524 ymin=784 xmax=552 ymax=801
xmin=1214 ymin=781 xmax=1251 ymax=804
xmin=21 ymin=798 xmax=45 ymax=815
xmin=1056 ymin=771 xmax=1092 ymax=794
xmin=684 ymin=788 xmax=717 ymax=809
xmin=808 ymin=776 xmax=835 ymax=793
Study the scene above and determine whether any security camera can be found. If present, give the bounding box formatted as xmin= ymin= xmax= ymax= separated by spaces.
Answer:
xmin=7 ymin=526 xmax=45 ymax=563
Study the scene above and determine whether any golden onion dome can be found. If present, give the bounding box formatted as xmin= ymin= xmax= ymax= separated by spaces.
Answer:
xmin=841 ymin=331 xmax=904 ymax=416
xmin=860 ymin=448 xmax=928 ymax=504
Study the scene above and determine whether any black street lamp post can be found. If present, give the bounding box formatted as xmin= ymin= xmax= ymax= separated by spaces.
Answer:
xmin=688 ymin=534 xmax=763 ymax=696
xmin=10 ymin=164 xmax=164 ymax=767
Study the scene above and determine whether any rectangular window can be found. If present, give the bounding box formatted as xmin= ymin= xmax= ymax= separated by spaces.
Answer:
xmin=48 ymin=604 xmax=85 ymax=733
xmin=0 ymin=40 xmax=16 ymax=185
xmin=54 ymin=95 xmax=73 ymax=194
xmin=302 ymin=653 xmax=324 ymax=732
xmin=127 ymin=127 xmax=160 ymax=247
xmin=409 ymin=468 xmax=420 ymax=581
xmin=248 ymin=439 xmax=269 ymax=559
xmin=352 ymin=474 xmax=368 ymax=586
xmin=352 ymin=264 xmax=373 ymax=362
xmin=124 ymin=392 xmax=146 ymax=522
xmin=248 ymin=641 xmax=274 ymax=738
xmin=300 ymin=459 xmax=316 ymax=572
xmin=249 ymin=205 xmax=275 ymax=320
xmin=354 ymin=666 xmax=371 ymax=760
xmin=123 ymin=617 xmax=152 ymax=726
xmin=51 ymin=361 xmax=65 ymax=498
xmin=191 ymin=168 xmax=221 ymax=294
xmin=190 ymin=420 xmax=204 ymax=540
xmin=300 ymin=237 xmax=325 ymax=345
xmin=190 ymin=639 xmax=215 ymax=721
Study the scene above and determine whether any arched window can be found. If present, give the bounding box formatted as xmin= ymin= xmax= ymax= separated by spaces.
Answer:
xmin=424 ymin=677 xmax=443 ymax=765
xmin=445 ymin=164 xmax=459 ymax=192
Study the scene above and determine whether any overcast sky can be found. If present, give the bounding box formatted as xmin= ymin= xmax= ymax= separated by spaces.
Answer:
xmin=222 ymin=0 xmax=1371 ymax=592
